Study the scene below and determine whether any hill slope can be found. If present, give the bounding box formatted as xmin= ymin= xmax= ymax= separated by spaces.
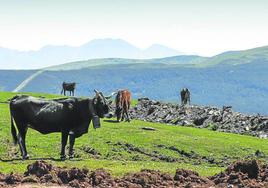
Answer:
xmin=1 ymin=92 xmax=268 ymax=177
xmin=46 ymin=55 xmax=207 ymax=70
xmin=201 ymin=45 xmax=268 ymax=67
xmin=12 ymin=60 xmax=268 ymax=115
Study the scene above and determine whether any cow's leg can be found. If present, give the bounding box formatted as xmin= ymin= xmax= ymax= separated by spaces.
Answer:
xmin=188 ymin=96 xmax=191 ymax=105
xmin=117 ymin=114 xmax=120 ymax=122
xmin=17 ymin=127 xmax=29 ymax=159
xmin=64 ymin=90 xmax=66 ymax=96
xmin=121 ymin=107 xmax=125 ymax=121
xmin=60 ymin=131 xmax=68 ymax=160
xmin=125 ymin=106 xmax=131 ymax=122
xmin=120 ymin=109 xmax=124 ymax=121
xmin=121 ymin=111 xmax=124 ymax=121
xmin=68 ymin=132 xmax=75 ymax=159
xmin=116 ymin=108 xmax=121 ymax=122
xmin=17 ymin=134 xmax=24 ymax=158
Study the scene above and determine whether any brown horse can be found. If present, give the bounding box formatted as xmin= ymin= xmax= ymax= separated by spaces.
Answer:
xmin=61 ymin=82 xmax=76 ymax=96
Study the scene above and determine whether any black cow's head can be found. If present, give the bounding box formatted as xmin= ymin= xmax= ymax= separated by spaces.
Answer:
xmin=93 ymin=89 xmax=110 ymax=118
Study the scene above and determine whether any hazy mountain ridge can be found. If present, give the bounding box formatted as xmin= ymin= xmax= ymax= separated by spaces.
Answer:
xmin=0 ymin=39 xmax=183 ymax=69
xmin=45 ymin=45 xmax=268 ymax=71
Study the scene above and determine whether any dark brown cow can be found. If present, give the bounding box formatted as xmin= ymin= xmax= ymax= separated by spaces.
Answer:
xmin=180 ymin=88 xmax=190 ymax=105
xmin=61 ymin=82 xmax=76 ymax=96
xmin=115 ymin=89 xmax=131 ymax=122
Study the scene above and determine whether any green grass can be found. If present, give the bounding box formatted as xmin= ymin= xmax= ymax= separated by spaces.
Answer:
xmin=0 ymin=91 xmax=62 ymax=103
xmin=1 ymin=92 xmax=268 ymax=177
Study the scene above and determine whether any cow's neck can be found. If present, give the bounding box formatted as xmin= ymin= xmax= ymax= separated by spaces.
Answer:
xmin=89 ymin=99 xmax=98 ymax=117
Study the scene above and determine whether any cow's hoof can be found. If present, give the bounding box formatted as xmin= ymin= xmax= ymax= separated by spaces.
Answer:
xmin=60 ymin=155 xmax=66 ymax=161
xmin=69 ymin=154 xmax=74 ymax=159
xmin=22 ymin=154 xmax=30 ymax=160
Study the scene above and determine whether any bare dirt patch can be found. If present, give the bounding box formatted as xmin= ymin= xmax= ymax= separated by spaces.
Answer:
xmin=1 ymin=160 xmax=268 ymax=187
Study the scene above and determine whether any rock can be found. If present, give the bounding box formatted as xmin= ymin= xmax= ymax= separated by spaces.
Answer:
xmin=129 ymin=98 xmax=268 ymax=137
xmin=141 ymin=127 xmax=156 ymax=131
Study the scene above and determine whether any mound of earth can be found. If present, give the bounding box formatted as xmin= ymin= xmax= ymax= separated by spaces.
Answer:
xmin=1 ymin=160 xmax=268 ymax=187
xmin=210 ymin=160 xmax=268 ymax=188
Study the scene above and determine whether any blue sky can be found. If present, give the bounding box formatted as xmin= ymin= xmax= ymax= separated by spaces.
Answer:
xmin=0 ymin=0 xmax=268 ymax=56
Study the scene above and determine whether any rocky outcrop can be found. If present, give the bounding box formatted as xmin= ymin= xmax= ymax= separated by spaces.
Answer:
xmin=130 ymin=98 xmax=268 ymax=137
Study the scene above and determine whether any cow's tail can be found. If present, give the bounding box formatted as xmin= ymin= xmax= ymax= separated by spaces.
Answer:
xmin=10 ymin=107 xmax=18 ymax=145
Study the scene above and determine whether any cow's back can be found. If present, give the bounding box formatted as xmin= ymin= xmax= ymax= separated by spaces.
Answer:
xmin=10 ymin=96 xmax=80 ymax=134
xmin=115 ymin=89 xmax=131 ymax=108
xmin=122 ymin=90 xmax=131 ymax=106
xmin=63 ymin=83 xmax=75 ymax=90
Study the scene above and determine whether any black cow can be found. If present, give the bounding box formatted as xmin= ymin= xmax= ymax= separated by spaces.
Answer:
xmin=61 ymin=82 xmax=76 ymax=96
xmin=10 ymin=90 xmax=110 ymax=160
xmin=180 ymin=88 xmax=190 ymax=105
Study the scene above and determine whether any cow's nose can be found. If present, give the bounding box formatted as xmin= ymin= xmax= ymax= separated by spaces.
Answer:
xmin=104 ymin=113 xmax=113 ymax=118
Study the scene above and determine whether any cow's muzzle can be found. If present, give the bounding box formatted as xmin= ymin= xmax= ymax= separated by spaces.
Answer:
xmin=104 ymin=112 xmax=113 ymax=118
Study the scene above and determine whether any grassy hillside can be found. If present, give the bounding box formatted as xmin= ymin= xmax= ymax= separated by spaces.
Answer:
xmin=1 ymin=92 xmax=268 ymax=177
xmin=200 ymin=45 xmax=268 ymax=67
xmin=17 ymin=61 xmax=268 ymax=114
xmin=0 ymin=70 xmax=36 ymax=91
xmin=46 ymin=55 xmax=207 ymax=70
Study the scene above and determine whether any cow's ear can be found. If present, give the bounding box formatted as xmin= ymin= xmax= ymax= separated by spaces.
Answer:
xmin=93 ymin=98 xmax=98 ymax=105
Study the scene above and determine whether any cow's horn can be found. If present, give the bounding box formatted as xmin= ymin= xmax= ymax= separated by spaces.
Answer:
xmin=94 ymin=89 xmax=99 ymax=94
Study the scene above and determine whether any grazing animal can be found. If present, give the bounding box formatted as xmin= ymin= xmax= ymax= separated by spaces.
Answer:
xmin=115 ymin=89 xmax=131 ymax=122
xmin=10 ymin=90 xmax=110 ymax=160
xmin=61 ymin=82 xmax=76 ymax=96
xmin=180 ymin=88 xmax=191 ymax=105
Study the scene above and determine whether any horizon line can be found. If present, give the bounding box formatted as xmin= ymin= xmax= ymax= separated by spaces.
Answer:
xmin=0 ymin=37 xmax=266 ymax=57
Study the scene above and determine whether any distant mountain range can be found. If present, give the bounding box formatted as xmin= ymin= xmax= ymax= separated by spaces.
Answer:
xmin=0 ymin=39 xmax=183 ymax=69
xmin=1 ymin=45 xmax=268 ymax=114
xmin=43 ymin=45 xmax=268 ymax=70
